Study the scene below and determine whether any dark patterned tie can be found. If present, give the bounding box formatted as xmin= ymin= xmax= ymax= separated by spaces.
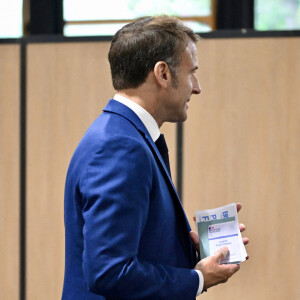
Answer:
xmin=155 ymin=134 xmax=171 ymax=176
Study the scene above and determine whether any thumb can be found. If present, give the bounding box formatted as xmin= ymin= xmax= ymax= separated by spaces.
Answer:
xmin=214 ymin=247 xmax=229 ymax=263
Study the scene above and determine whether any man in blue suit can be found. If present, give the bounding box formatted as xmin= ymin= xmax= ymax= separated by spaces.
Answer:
xmin=62 ymin=16 xmax=248 ymax=299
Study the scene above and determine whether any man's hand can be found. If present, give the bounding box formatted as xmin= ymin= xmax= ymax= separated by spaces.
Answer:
xmin=190 ymin=203 xmax=249 ymax=290
xmin=195 ymin=247 xmax=240 ymax=290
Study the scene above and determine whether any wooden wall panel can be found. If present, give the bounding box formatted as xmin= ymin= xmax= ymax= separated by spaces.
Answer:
xmin=0 ymin=44 xmax=20 ymax=300
xmin=26 ymin=41 xmax=177 ymax=299
xmin=183 ymin=37 xmax=300 ymax=299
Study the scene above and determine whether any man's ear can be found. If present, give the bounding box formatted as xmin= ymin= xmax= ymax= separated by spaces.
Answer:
xmin=153 ymin=61 xmax=171 ymax=88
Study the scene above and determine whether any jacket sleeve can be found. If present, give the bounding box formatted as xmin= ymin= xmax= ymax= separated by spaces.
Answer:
xmin=80 ymin=135 xmax=199 ymax=299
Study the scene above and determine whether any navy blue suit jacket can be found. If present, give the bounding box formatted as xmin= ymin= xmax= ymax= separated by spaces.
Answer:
xmin=62 ymin=100 xmax=199 ymax=299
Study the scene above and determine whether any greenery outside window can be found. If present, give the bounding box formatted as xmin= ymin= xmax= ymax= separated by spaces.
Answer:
xmin=255 ymin=0 xmax=300 ymax=30
xmin=63 ymin=0 xmax=215 ymax=36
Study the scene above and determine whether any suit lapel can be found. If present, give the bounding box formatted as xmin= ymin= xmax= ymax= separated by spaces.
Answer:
xmin=143 ymin=132 xmax=196 ymax=266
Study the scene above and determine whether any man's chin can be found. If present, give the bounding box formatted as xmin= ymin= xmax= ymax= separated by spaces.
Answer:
xmin=178 ymin=114 xmax=188 ymax=123
xmin=165 ymin=111 xmax=188 ymax=123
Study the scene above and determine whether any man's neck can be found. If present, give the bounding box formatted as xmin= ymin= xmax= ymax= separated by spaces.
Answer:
xmin=117 ymin=89 xmax=163 ymax=128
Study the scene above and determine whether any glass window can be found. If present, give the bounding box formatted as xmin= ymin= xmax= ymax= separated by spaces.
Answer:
xmin=0 ymin=0 xmax=23 ymax=38
xmin=255 ymin=0 xmax=300 ymax=30
xmin=63 ymin=0 xmax=212 ymax=36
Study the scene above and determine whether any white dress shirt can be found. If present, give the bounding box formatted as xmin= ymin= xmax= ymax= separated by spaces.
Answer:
xmin=113 ymin=93 xmax=204 ymax=296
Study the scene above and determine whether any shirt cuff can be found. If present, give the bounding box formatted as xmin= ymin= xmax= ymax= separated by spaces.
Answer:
xmin=195 ymin=270 xmax=204 ymax=296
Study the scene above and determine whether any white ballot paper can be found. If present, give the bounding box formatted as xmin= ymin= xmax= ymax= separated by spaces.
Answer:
xmin=195 ymin=203 xmax=247 ymax=264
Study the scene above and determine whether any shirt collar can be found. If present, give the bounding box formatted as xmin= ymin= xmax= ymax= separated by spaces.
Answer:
xmin=113 ymin=93 xmax=160 ymax=142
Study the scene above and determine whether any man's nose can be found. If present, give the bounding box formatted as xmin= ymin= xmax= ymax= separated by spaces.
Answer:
xmin=192 ymin=79 xmax=201 ymax=95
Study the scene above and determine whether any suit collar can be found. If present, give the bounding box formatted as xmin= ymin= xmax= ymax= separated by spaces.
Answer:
xmin=103 ymin=99 xmax=148 ymax=136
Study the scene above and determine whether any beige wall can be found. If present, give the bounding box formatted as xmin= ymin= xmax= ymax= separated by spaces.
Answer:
xmin=0 ymin=44 xmax=20 ymax=300
xmin=183 ymin=37 xmax=300 ymax=299
xmin=1 ymin=36 xmax=300 ymax=299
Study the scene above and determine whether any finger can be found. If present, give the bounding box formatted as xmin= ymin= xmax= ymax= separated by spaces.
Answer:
xmin=236 ymin=203 xmax=242 ymax=213
xmin=228 ymin=263 xmax=241 ymax=275
xmin=242 ymin=237 xmax=249 ymax=245
xmin=239 ymin=223 xmax=246 ymax=232
xmin=190 ymin=231 xmax=199 ymax=245
xmin=214 ymin=247 xmax=229 ymax=263
xmin=190 ymin=231 xmax=200 ymax=260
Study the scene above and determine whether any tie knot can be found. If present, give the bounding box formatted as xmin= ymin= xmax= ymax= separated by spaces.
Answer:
xmin=155 ymin=134 xmax=171 ymax=175
xmin=155 ymin=134 xmax=168 ymax=154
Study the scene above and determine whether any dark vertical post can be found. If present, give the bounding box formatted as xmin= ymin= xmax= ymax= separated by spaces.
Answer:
xmin=20 ymin=39 xmax=27 ymax=300
xmin=29 ymin=0 xmax=64 ymax=34
xmin=216 ymin=0 xmax=254 ymax=29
